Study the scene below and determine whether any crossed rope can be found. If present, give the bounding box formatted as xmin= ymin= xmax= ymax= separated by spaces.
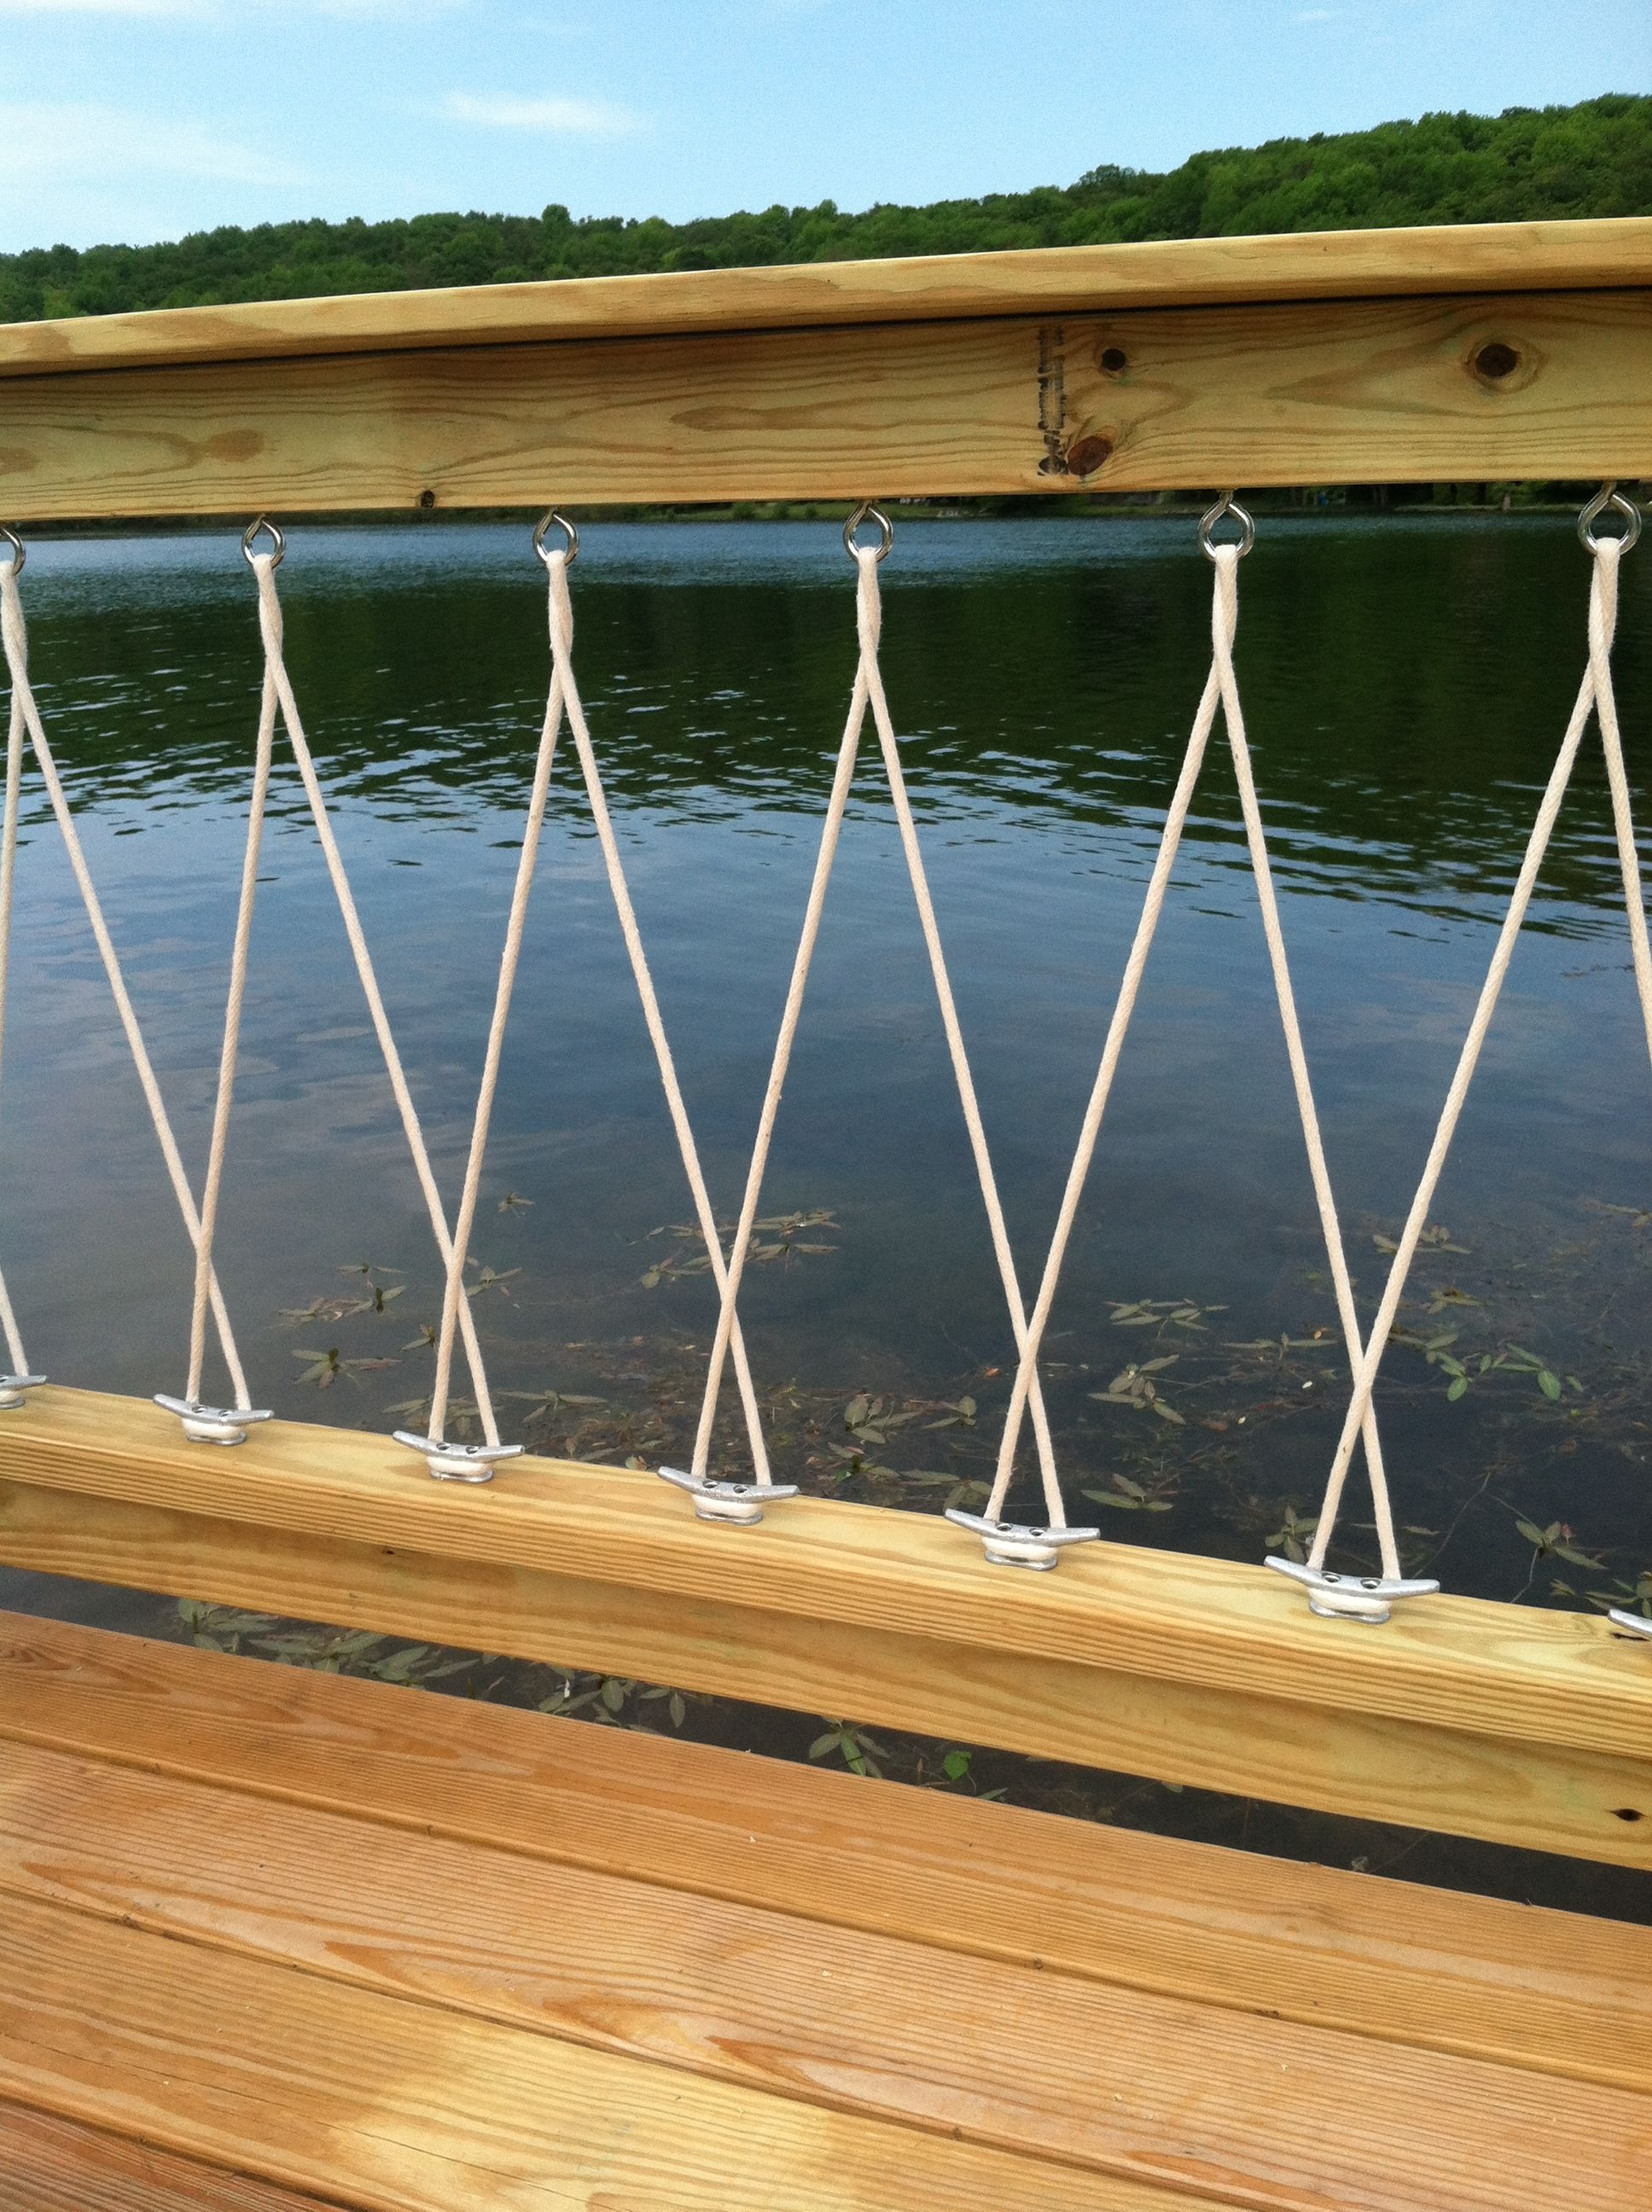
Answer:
xmin=0 ymin=492 xmax=1643 ymax=1632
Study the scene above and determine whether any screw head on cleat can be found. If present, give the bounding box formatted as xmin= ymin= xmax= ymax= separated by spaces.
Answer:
xmin=945 ymin=1510 xmax=1101 ymax=1571
xmin=657 ymin=1466 xmax=800 ymax=1525
xmin=154 ymin=1395 xmax=273 ymax=1447
xmin=1265 ymin=1555 xmax=1440 ymax=1624
xmin=393 ymin=1431 xmax=523 ymax=1484
xmin=0 ymin=1373 xmax=46 ymax=1411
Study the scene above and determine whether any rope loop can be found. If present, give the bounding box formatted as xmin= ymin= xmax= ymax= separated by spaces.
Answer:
xmin=0 ymin=529 xmax=24 ymax=578
xmin=1579 ymin=482 xmax=1641 ymax=556
xmin=533 ymin=509 xmax=579 ymax=568
xmin=843 ymin=501 xmax=893 ymax=564
xmin=1199 ymin=492 xmax=1254 ymax=562
xmin=241 ymin=516 xmax=285 ymax=569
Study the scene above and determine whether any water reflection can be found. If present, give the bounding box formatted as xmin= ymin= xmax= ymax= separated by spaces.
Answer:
xmin=2 ymin=513 xmax=1650 ymax=1624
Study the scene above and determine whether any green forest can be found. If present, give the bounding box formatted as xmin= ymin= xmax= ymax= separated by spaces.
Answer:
xmin=0 ymin=93 xmax=1646 ymax=323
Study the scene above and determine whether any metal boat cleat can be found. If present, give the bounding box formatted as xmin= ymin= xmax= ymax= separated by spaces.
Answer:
xmin=154 ymin=1394 xmax=272 ymax=1447
xmin=658 ymin=1466 xmax=799 ymax=1525
xmin=1608 ymin=1607 xmax=1652 ymax=1641
xmin=945 ymin=1511 xmax=1101 ymax=1571
xmin=393 ymin=1431 xmax=523 ymax=1484
xmin=1265 ymin=1555 xmax=1440 ymax=1623
xmin=0 ymin=1372 xmax=46 ymax=1410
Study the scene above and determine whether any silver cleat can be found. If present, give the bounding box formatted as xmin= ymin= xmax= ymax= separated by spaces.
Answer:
xmin=154 ymin=1394 xmax=273 ymax=1447
xmin=393 ymin=1431 xmax=523 ymax=1485
xmin=0 ymin=1372 xmax=46 ymax=1410
xmin=1265 ymin=1555 xmax=1440 ymax=1624
xmin=658 ymin=1465 xmax=799 ymax=1525
xmin=1608 ymin=1607 xmax=1652 ymax=1640
xmin=945 ymin=1510 xmax=1101 ymax=1571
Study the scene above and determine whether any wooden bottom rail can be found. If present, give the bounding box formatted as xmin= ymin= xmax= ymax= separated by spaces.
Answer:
xmin=0 ymin=1386 xmax=1649 ymax=1865
xmin=0 ymin=1611 xmax=1648 ymax=2212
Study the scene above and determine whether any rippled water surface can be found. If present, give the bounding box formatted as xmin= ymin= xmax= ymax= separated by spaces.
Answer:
xmin=4 ymin=512 xmax=1651 ymax=1639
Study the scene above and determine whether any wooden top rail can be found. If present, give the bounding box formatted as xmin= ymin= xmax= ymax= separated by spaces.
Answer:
xmin=1 ymin=1386 xmax=1647 ymax=1867
xmin=2 ymin=218 xmax=1649 ymax=378
xmin=0 ymin=216 xmax=1645 ymax=515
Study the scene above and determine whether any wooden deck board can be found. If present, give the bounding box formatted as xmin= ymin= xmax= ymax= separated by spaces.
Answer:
xmin=1 ymin=1731 xmax=1648 ymax=2212
xmin=0 ymin=2101 xmax=356 ymax=2212
xmin=0 ymin=1889 xmax=1224 ymax=2212
xmin=3 ymin=1610 xmax=1648 ymax=2095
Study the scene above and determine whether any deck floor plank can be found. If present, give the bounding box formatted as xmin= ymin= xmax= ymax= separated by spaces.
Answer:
xmin=0 ymin=2100 xmax=358 ymax=2212
xmin=1 ymin=1611 xmax=1646 ymax=2094
xmin=3 ymin=1737 xmax=1645 ymax=2211
xmin=0 ymin=1889 xmax=1218 ymax=2212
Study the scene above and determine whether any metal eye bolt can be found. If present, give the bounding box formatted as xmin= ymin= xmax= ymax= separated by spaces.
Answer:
xmin=241 ymin=515 xmax=286 ymax=568
xmin=843 ymin=501 xmax=893 ymax=563
xmin=1199 ymin=492 xmax=1255 ymax=562
xmin=533 ymin=509 xmax=579 ymax=567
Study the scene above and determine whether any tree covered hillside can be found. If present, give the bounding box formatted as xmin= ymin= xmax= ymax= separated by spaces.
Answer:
xmin=0 ymin=94 xmax=1645 ymax=322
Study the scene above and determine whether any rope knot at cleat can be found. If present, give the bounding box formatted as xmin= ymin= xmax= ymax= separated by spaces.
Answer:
xmin=1265 ymin=1555 xmax=1440 ymax=1624
xmin=0 ymin=1373 xmax=46 ymax=1410
xmin=658 ymin=1466 xmax=799 ymax=1525
xmin=154 ymin=1395 xmax=272 ymax=1447
xmin=1608 ymin=1608 xmax=1652 ymax=1642
xmin=393 ymin=1432 xmax=523 ymax=1485
xmin=945 ymin=1511 xmax=1100 ymax=1571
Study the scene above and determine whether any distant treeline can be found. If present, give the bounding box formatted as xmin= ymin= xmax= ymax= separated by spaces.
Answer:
xmin=0 ymin=95 xmax=1646 ymax=323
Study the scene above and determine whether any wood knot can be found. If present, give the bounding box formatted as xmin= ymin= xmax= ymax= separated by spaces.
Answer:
xmin=1064 ymin=434 xmax=1114 ymax=479
xmin=417 ymin=487 xmax=437 ymax=509
xmin=1471 ymin=341 xmax=1520 ymax=384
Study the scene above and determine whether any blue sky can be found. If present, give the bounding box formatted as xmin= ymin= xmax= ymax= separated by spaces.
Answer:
xmin=0 ymin=0 xmax=1643 ymax=254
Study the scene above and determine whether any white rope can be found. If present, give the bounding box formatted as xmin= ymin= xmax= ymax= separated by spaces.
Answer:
xmin=428 ymin=541 xmax=769 ymax=1472
xmin=0 ymin=680 xmax=29 ymax=1377
xmin=183 ymin=646 xmax=276 ymax=1407
xmin=1306 ymin=533 xmax=1632 ymax=1570
xmin=1210 ymin=547 xmax=1399 ymax=1577
xmin=988 ymin=538 xmax=1393 ymax=1558
xmin=0 ymin=557 xmax=251 ymax=1400
xmin=247 ymin=550 xmax=497 ymax=1439
xmin=690 ymin=535 xmax=1061 ymax=1506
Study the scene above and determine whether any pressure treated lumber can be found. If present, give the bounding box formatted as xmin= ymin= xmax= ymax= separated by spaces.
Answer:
xmin=2 ymin=1737 xmax=1643 ymax=2192
xmin=3 ymin=1732 xmax=1648 ymax=2212
xmin=0 ymin=2102 xmax=352 ymax=2212
xmin=6 ymin=1611 xmax=1647 ymax=2094
xmin=0 ymin=217 xmax=1646 ymax=377
xmin=1 ymin=1888 xmax=1224 ymax=2212
xmin=0 ymin=1393 xmax=1649 ymax=1870
xmin=0 ymin=280 xmax=1645 ymax=519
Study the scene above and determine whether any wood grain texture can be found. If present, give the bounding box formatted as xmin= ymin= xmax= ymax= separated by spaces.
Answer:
xmin=0 ymin=1388 xmax=1648 ymax=1864
xmin=0 ymin=1889 xmax=1213 ymax=2212
xmin=0 ymin=288 xmax=1643 ymax=517
xmin=0 ymin=218 xmax=1646 ymax=376
xmin=2 ymin=1735 xmax=1647 ymax=2211
xmin=0 ymin=1469 xmax=1643 ymax=1883
xmin=6 ymin=1614 xmax=1647 ymax=2093
xmin=0 ymin=2101 xmax=354 ymax=2212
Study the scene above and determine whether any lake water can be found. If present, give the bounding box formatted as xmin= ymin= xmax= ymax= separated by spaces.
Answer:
xmin=2 ymin=510 xmax=1650 ymax=1761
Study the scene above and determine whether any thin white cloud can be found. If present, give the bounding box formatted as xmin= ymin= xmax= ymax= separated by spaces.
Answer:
xmin=443 ymin=90 xmax=642 ymax=137
xmin=0 ymin=102 xmax=305 ymax=188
